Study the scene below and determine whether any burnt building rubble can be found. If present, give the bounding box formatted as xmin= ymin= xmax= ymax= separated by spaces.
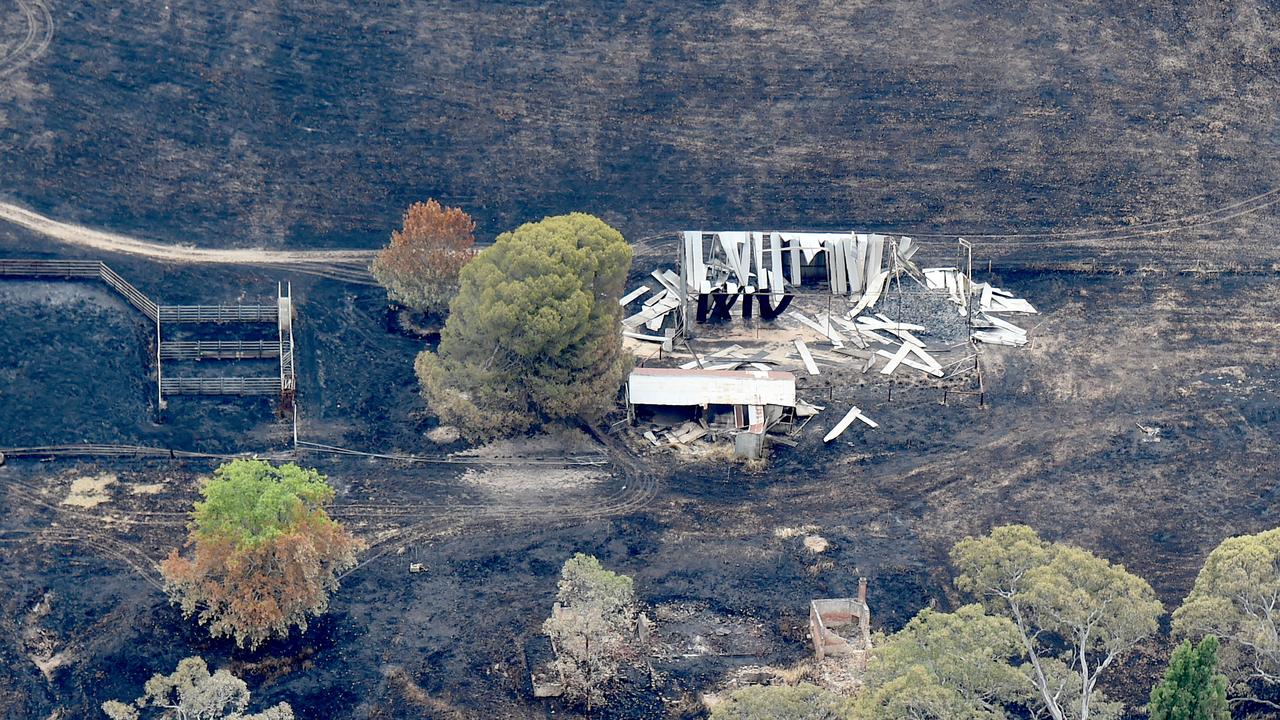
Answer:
xmin=619 ymin=231 xmax=1038 ymax=458
xmin=810 ymin=578 xmax=873 ymax=666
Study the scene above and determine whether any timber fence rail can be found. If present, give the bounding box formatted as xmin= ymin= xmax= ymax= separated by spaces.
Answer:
xmin=0 ymin=441 xmax=611 ymax=466
xmin=0 ymin=259 xmax=159 ymax=321
xmin=158 ymin=304 xmax=277 ymax=323
xmin=0 ymin=444 xmax=292 ymax=461
xmin=161 ymin=377 xmax=281 ymax=395
xmin=160 ymin=339 xmax=280 ymax=360
xmin=295 ymin=440 xmax=611 ymax=466
xmin=1 ymin=258 xmax=292 ymax=403
xmin=0 ymin=259 xmax=100 ymax=277
xmin=98 ymin=263 xmax=158 ymax=320
xmin=278 ymin=282 xmax=296 ymax=399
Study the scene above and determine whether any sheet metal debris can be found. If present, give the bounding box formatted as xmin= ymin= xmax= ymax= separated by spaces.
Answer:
xmin=823 ymin=405 xmax=878 ymax=443
xmin=621 ymin=232 xmax=1039 ymax=458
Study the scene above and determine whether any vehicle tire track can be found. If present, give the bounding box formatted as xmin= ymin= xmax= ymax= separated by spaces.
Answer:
xmin=0 ymin=0 xmax=53 ymax=79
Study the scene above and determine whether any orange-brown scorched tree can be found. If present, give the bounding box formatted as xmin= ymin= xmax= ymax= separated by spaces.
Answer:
xmin=161 ymin=460 xmax=362 ymax=649
xmin=370 ymin=199 xmax=476 ymax=317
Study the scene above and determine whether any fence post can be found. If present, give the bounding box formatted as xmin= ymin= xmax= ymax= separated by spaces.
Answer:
xmin=155 ymin=314 xmax=164 ymax=422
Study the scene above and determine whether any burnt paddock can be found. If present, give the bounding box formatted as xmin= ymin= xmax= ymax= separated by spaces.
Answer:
xmin=1 ymin=268 xmax=1279 ymax=718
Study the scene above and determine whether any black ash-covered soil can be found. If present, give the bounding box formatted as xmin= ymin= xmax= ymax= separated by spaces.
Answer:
xmin=4 ymin=1 xmax=1280 ymax=718
xmin=3 ymin=262 xmax=1280 ymax=719
xmin=3 ymin=1 xmax=1280 ymax=267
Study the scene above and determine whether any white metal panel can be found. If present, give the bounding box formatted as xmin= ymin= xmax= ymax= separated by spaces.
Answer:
xmin=850 ymin=270 xmax=889 ymax=317
xmin=788 ymin=235 xmax=802 ymax=285
xmin=794 ymin=340 xmax=820 ymax=376
xmin=879 ymin=343 xmax=912 ymax=375
xmin=619 ymin=286 xmax=650 ymax=306
xmin=779 ymin=233 xmax=847 ymax=264
xmin=752 ymin=232 xmax=765 ymax=290
xmin=718 ymin=232 xmax=749 ymax=285
xmin=844 ymin=236 xmax=861 ymax=296
xmin=682 ymin=231 xmax=696 ymax=292
xmin=867 ymin=234 xmax=885 ymax=279
xmin=789 ymin=311 xmax=846 ymax=343
xmin=770 ymin=232 xmax=784 ymax=299
xmin=828 ymin=239 xmax=844 ymax=295
xmin=824 ymin=405 xmax=865 ymax=442
xmin=628 ymin=368 xmax=796 ymax=407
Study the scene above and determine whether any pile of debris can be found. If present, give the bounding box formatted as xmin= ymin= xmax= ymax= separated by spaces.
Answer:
xmin=619 ymin=231 xmax=1038 ymax=454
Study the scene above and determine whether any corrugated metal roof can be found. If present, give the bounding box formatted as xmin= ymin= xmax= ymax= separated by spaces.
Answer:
xmin=628 ymin=368 xmax=796 ymax=407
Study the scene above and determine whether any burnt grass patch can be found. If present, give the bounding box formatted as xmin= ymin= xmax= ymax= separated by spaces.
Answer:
xmin=2 ymin=263 xmax=1280 ymax=718
xmin=4 ymin=1 xmax=1280 ymax=266
xmin=3 ymin=0 xmax=1280 ymax=717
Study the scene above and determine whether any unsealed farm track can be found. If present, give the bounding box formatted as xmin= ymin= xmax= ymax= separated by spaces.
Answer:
xmin=0 ymin=432 xmax=660 ymax=588
xmin=0 ymin=0 xmax=53 ymax=79
xmin=0 ymin=203 xmax=379 ymax=284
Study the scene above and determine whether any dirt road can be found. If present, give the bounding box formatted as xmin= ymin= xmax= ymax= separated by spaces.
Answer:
xmin=0 ymin=202 xmax=380 ymax=283
xmin=0 ymin=202 xmax=375 ymax=266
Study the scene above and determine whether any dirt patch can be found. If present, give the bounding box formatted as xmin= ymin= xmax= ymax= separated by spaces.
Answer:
xmin=127 ymin=482 xmax=166 ymax=495
xmin=802 ymin=536 xmax=830 ymax=554
xmin=22 ymin=593 xmax=70 ymax=683
xmin=461 ymin=466 xmax=605 ymax=497
xmin=425 ymin=426 xmax=460 ymax=444
xmin=773 ymin=525 xmax=820 ymax=540
xmin=61 ymin=473 xmax=115 ymax=508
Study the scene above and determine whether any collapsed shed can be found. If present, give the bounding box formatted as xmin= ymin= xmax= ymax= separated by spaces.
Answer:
xmin=626 ymin=368 xmax=797 ymax=456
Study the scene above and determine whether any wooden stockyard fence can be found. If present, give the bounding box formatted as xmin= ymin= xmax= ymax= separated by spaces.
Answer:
xmin=0 ymin=259 xmax=297 ymax=415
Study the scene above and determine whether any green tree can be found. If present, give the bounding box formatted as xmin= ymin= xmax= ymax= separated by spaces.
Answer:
xmin=101 ymin=656 xmax=293 ymax=720
xmin=710 ymin=684 xmax=851 ymax=720
xmin=1148 ymin=636 xmax=1229 ymax=720
xmin=415 ymin=213 xmax=632 ymax=439
xmin=542 ymin=553 xmax=641 ymax=711
xmin=853 ymin=604 xmax=1031 ymax=720
xmin=951 ymin=525 xmax=1162 ymax=720
xmin=190 ymin=460 xmax=335 ymax=548
xmin=161 ymin=460 xmax=361 ymax=649
xmin=1173 ymin=527 xmax=1280 ymax=706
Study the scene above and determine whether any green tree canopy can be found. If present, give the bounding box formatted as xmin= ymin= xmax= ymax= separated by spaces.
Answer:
xmin=710 ymin=684 xmax=851 ymax=720
xmin=192 ymin=459 xmax=336 ymax=549
xmin=162 ymin=460 xmax=359 ymax=649
xmin=1173 ymin=527 xmax=1280 ymax=704
xmin=542 ymin=553 xmax=641 ymax=711
xmin=951 ymin=525 xmax=1162 ymax=720
xmin=557 ymin=552 xmax=636 ymax=616
xmin=853 ymin=604 xmax=1031 ymax=720
xmin=416 ymin=213 xmax=632 ymax=438
xmin=1148 ymin=636 xmax=1229 ymax=720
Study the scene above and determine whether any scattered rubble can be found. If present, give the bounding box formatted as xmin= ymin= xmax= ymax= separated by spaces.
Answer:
xmin=620 ymin=232 xmax=1039 ymax=458
xmin=810 ymin=579 xmax=873 ymax=668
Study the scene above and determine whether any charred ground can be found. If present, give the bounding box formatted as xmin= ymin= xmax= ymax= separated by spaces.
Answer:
xmin=2 ymin=0 xmax=1280 ymax=261
xmin=3 ymin=0 xmax=1280 ymax=718
xmin=3 ymin=231 xmax=1280 ymax=717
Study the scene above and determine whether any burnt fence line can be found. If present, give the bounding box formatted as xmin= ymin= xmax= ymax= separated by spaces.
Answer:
xmin=0 ymin=444 xmax=291 ymax=461
xmin=295 ymin=440 xmax=610 ymax=466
